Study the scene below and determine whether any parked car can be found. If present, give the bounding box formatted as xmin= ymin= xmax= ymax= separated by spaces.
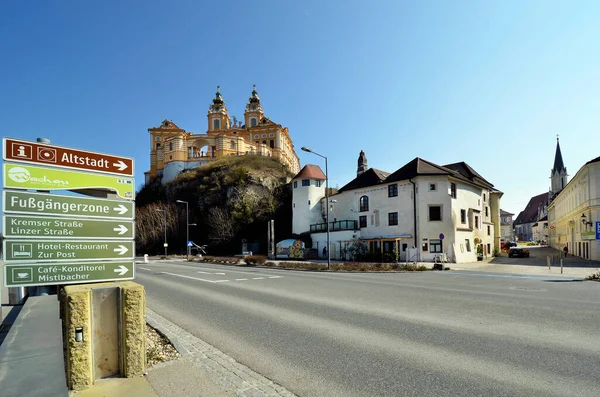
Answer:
xmin=501 ymin=242 xmax=518 ymax=249
xmin=508 ymin=247 xmax=530 ymax=258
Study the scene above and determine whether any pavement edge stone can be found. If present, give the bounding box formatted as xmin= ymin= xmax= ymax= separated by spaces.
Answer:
xmin=146 ymin=308 xmax=296 ymax=397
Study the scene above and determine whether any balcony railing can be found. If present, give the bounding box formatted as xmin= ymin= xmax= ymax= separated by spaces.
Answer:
xmin=310 ymin=220 xmax=358 ymax=233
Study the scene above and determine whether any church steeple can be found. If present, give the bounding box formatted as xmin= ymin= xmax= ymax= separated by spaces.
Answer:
xmin=207 ymin=85 xmax=230 ymax=131
xmin=550 ymin=136 xmax=567 ymax=196
xmin=357 ymin=150 xmax=368 ymax=176
xmin=244 ymin=84 xmax=264 ymax=128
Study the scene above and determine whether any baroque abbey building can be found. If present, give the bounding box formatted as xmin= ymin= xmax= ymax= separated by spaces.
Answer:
xmin=145 ymin=86 xmax=301 ymax=184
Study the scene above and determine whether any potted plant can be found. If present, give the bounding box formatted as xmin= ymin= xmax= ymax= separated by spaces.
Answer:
xmin=476 ymin=244 xmax=484 ymax=261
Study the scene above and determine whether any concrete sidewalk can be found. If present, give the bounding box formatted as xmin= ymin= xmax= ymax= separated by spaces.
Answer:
xmin=76 ymin=308 xmax=293 ymax=397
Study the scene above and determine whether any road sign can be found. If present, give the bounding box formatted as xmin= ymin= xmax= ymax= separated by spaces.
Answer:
xmin=3 ymin=137 xmax=134 ymax=176
xmin=187 ymin=241 xmax=193 ymax=247
xmin=2 ymin=191 xmax=134 ymax=220
xmin=3 ymin=215 xmax=134 ymax=239
xmin=4 ymin=261 xmax=135 ymax=287
xmin=3 ymin=163 xmax=134 ymax=200
xmin=2 ymin=239 xmax=135 ymax=263
xmin=439 ymin=233 xmax=445 ymax=240
xmin=550 ymin=225 xmax=555 ymax=230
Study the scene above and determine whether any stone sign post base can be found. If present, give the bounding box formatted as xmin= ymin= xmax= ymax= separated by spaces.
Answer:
xmin=59 ymin=281 xmax=146 ymax=391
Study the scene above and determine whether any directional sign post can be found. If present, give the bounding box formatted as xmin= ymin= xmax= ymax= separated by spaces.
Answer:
xmin=3 ymin=215 xmax=134 ymax=239
xmin=4 ymin=261 xmax=135 ymax=287
xmin=3 ymin=163 xmax=134 ymax=200
xmin=3 ymin=240 xmax=135 ymax=263
xmin=2 ymin=191 xmax=134 ymax=219
xmin=3 ymin=137 xmax=134 ymax=176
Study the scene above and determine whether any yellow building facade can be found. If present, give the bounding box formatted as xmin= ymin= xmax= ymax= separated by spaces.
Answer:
xmin=145 ymin=86 xmax=301 ymax=183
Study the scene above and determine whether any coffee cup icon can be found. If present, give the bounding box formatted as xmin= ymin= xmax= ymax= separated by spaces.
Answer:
xmin=17 ymin=272 xmax=29 ymax=278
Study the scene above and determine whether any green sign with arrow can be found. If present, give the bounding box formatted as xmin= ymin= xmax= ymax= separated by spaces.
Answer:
xmin=2 ymin=191 xmax=134 ymax=220
xmin=4 ymin=261 xmax=135 ymax=287
xmin=3 ymin=215 xmax=134 ymax=239
xmin=2 ymin=239 xmax=135 ymax=263
xmin=3 ymin=163 xmax=135 ymax=200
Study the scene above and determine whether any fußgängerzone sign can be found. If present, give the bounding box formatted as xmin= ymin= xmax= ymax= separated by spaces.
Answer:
xmin=3 ymin=215 xmax=134 ymax=239
xmin=3 ymin=163 xmax=134 ymax=200
xmin=2 ymin=191 xmax=134 ymax=220
xmin=4 ymin=261 xmax=135 ymax=287
xmin=2 ymin=239 xmax=135 ymax=263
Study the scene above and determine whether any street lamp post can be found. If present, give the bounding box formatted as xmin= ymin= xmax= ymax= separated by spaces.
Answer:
xmin=157 ymin=209 xmax=168 ymax=257
xmin=176 ymin=200 xmax=189 ymax=261
xmin=301 ymin=146 xmax=330 ymax=269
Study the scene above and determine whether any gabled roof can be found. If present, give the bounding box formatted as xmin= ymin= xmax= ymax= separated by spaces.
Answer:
xmin=443 ymin=162 xmax=493 ymax=188
xmin=500 ymin=209 xmax=514 ymax=217
xmin=338 ymin=168 xmax=390 ymax=192
xmin=385 ymin=158 xmax=452 ymax=183
xmin=514 ymin=211 xmax=525 ymax=225
xmin=149 ymin=119 xmax=185 ymax=131
xmin=514 ymin=192 xmax=548 ymax=225
xmin=586 ymin=155 xmax=600 ymax=165
xmin=293 ymin=164 xmax=326 ymax=181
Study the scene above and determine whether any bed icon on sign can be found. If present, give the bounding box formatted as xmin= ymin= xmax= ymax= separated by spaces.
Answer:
xmin=12 ymin=267 xmax=33 ymax=283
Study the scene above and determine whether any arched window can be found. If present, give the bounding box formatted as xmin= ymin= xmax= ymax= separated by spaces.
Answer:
xmin=214 ymin=119 xmax=220 ymax=130
xmin=155 ymin=143 xmax=161 ymax=150
xmin=262 ymin=140 xmax=267 ymax=145
xmin=230 ymin=140 xmax=235 ymax=149
xmin=251 ymin=118 xmax=257 ymax=127
xmin=359 ymin=196 xmax=369 ymax=212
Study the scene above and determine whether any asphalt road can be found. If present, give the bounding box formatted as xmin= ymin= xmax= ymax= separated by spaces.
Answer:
xmin=136 ymin=261 xmax=600 ymax=397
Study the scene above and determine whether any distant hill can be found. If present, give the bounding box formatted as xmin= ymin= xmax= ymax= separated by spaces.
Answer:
xmin=135 ymin=155 xmax=294 ymax=255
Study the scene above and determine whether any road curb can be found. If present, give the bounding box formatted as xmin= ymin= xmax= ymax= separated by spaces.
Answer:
xmin=146 ymin=307 xmax=297 ymax=397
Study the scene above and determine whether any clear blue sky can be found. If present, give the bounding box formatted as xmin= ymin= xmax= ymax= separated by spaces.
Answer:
xmin=1 ymin=0 xmax=599 ymax=218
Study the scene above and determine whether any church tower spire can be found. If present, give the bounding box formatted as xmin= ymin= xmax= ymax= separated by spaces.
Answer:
xmin=357 ymin=150 xmax=368 ymax=177
xmin=550 ymin=135 xmax=567 ymax=196
xmin=244 ymin=84 xmax=264 ymax=128
xmin=207 ymin=85 xmax=230 ymax=131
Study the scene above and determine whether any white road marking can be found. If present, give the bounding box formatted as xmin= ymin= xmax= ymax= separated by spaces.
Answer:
xmin=236 ymin=278 xmax=249 ymax=281
xmin=252 ymin=277 xmax=265 ymax=280
xmin=162 ymin=272 xmax=219 ymax=283
xmin=214 ymin=280 xmax=229 ymax=283
xmin=198 ymin=271 xmax=226 ymax=275
xmin=139 ymin=267 xmax=151 ymax=271
xmin=267 ymin=276 xmax=282 ymax=279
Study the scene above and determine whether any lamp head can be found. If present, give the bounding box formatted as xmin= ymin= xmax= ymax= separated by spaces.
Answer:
xmin=176 ymin=200 xmax=186 ymax=204
xmin=301 ymin=147 xmax=311 ymax=153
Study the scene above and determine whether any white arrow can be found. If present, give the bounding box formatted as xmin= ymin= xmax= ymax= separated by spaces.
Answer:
xmin=113 ymin=204 xmax=129 ymax=215
xmin=113 ymin=245 xmax=129 ymax=255
xmin=113 ymin=265 xmax=129 ymax=276
xmin=113 ymin=224 xmax=129 ymax=235
xmin=113 ymin=160 xmax=128 ymax=171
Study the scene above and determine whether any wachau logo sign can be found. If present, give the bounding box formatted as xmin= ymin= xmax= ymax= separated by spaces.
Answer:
xmin=3 ymin=163 xmax=134 ymax=200
xmin=7 ymin=166 xmax=70 ymax=188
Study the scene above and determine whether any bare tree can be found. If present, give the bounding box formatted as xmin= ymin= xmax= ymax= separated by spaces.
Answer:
xmin=206 ymin=206 xmax=237 ymax=242
xmin=135 ymin=202 xmax=178 ymax=250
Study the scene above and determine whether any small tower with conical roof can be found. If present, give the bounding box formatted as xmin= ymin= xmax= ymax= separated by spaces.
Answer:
xmin=207 ymin=86 xmax=230 ymax=131
xmin=550 ymin=136 xmax=568 ymax=196
xmin=244 ymin=84 xmax=264 ymax=128
xmin=357 ymin=150 xmax=368 ymax=177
